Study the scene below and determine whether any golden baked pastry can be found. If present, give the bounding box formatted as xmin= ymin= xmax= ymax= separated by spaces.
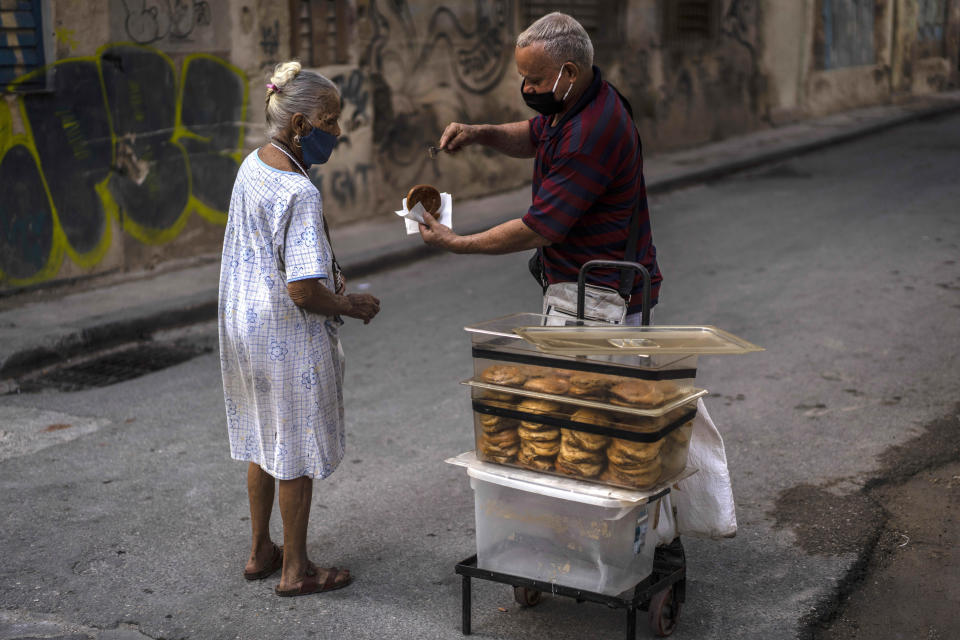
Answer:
xmin=601 ymin=461 xmax=661 ymax=487
xmin=485 ymin=427 xmax=519 ymax=446
xmin=517 ymin=397 xmax=563 ymax=415
xmin=555 ymin=456 xmax=604 ymax=478
xmin=607 ymin=437 xmax=663 ymax=465
xmin=560 ymin=427 xmax=610 ymax=452
xmin=406 ymin=184 xmax=442 ymax=216
xmin=482 ymin=389 xmax=515 ymax=402
xmin=609 ymin=380 xmax=665 ymax=408
xmin=517 ymin=449 xmax=555 ymax=471
xmin=568 ymin=373 xmax=611 ymax=399
xmin=570 ymin=408 xmax=611 ymax=426
xmin=523 ymin=375 xmax=570 ymax=395
xmin=521 ymin=438 xmax=561 ymax=458
xmin=481 ymin=365 xmax=527 ymax=387
xmin=656 ymin=380 xmax=681 ymax=400
xmin=518 ymin=425 xmax=561 ymax=442
xmin=478 ymin=428 xmax=519 ymax=459
xmin=480 ymin=415 xmax=519 ymax=434
xmin=557 ymin=440 xmax=605 ymax=464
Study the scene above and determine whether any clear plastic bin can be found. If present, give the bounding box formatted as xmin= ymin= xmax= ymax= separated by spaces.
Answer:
xmin=467 ymin=462 xmax=662 ymax=596
xmin=471 ymin=357 xmax=697 ymax=409
xmin=468 ymin=385 xmax=698 ymax=490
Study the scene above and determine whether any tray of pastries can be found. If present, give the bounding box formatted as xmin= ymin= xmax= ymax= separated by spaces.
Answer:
xmin=468 ymin=383 xmax=697 ymax=491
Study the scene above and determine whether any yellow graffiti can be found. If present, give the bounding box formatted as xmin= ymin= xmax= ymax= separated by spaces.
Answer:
xmin=54 ymin=27 xmax=79 ymax=52
xmin=0 ymin=43 xmax=247 ymax=287
xmin=174 ymin=52 xmax=249 ymax=227
xmin=0 ymin=97 xmax=70 ymax=285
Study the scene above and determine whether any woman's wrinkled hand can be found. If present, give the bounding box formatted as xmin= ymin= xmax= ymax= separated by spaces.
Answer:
xmin=345 ymin=293 xmax=380 ymax=324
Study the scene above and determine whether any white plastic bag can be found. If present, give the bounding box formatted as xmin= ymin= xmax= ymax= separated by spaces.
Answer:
xmin=672 ymin=398 xmax=737 ymax=539
xmin=652 ymin=493 xmax=677 ymax=546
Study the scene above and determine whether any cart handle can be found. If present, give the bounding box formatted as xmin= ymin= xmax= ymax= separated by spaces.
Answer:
xmin=577 ymin=260 xmax=651 ymax=326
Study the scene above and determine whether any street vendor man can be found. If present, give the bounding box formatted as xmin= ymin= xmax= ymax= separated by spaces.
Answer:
xmin=418 ymin=11 xmax=661 ymax=324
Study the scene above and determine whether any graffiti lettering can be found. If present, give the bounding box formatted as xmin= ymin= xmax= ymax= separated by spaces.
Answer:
xmin=323 ymin=163 xmax=374 ymax=208
xmin=260 ymin=20 xmax=280 ymax=58
xmin=0 ymin=44 xmax=247 ymax=287
xmin=120 ymin=0 xmax=213 ymax=45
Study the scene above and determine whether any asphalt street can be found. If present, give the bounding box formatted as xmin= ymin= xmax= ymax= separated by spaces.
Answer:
xmin=1 ymin=112 xmax=958 ymax=640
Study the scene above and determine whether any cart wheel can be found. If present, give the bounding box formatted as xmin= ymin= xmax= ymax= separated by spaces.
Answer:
xmin=648 ymin=585 xmax=681 ymax=637
xmin=513 ymin=586 xmax=542 ymax=607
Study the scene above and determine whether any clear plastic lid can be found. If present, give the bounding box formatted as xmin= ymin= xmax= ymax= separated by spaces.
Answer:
xmin=445 ymin=450 xmax=696 ymax=505
xmin=466 ymin=313 xmax=697 ymax=370
xmin=513 ymin=325 xmax=764 ymax=356
xmin=464 ymin=312 xmax=611 ymax=339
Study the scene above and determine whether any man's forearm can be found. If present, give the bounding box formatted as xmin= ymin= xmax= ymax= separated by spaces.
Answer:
xmin=475 ymin=122 xmax=536 ymax=158
xmin=450 ymin=218 xmax=549 ymax=254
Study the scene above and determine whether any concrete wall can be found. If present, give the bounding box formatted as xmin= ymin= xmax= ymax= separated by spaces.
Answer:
xmin=2 ymin=0 xmax=958 ymax=292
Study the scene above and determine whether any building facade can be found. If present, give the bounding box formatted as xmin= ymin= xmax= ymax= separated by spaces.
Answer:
xmin=1 ymin=0 xmax=957 ymax=290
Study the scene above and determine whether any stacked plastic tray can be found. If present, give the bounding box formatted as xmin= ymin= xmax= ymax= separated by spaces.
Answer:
xmin=463 ymin=313 xmax=762 ymax=491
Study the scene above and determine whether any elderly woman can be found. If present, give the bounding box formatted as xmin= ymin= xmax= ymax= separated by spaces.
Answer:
xmin=218 ymin=61 xmax=380 ymax=597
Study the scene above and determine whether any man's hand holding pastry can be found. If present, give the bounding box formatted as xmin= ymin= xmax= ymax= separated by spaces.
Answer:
xmin=418 ymin=211 xmax=460 ymax=252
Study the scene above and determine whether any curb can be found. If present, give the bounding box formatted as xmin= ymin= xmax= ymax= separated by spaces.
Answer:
xmin=645 ymin=100 xmax=960 ymax=195
xmin=0 ymin=292 xmax=217 ymax=380
xmin=4 ymin=99 xmax=958 ymax=380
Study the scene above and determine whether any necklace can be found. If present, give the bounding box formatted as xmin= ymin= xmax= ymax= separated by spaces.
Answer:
xmin=268 ymin=139 xmax=345 ymax=293
xmin=270 ymin=140 xmax=309 ymax=178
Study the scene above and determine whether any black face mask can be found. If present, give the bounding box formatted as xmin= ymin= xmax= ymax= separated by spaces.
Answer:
xmin=521 ymin=66 xmax=573 ymax=116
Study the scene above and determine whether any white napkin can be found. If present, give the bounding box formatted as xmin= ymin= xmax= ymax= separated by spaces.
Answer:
xmin=395 ymin=193 xmax=453 ymax=235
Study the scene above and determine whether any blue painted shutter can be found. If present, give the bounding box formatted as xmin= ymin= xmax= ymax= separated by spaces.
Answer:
xmin=0 ymin=0 xmax=45 ymax=90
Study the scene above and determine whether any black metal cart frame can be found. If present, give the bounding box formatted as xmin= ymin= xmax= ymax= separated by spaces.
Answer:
xmin=455 ymin=538 xmax=686 ymax=639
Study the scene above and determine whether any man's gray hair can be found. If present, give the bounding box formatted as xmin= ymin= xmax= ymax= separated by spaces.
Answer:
xmin=264 ymin=61 xmax=340 ymax=138
xmin=516 ymin=12 xmax=594 ymax=70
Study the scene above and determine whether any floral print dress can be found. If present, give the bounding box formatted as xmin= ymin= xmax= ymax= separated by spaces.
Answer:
xmin=218 ymin=150 xmax=344 ymax=480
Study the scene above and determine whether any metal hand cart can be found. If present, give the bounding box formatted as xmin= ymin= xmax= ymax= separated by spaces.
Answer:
xmin=456 ymin=536 xmax=686 ymax=638
xmin=453 ymin=261 xmax=688 ymax=638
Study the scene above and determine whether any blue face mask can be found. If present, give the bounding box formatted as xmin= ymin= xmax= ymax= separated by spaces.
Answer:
xmin=299 ymin=126 xmax=337 ymax=165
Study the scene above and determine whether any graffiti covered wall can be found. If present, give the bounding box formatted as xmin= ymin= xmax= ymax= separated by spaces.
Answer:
xmin=0 ymin=44 xmax=246 ymax=286
xmin=4 ymin=0 xmax=958 ymax=291
xmin=349 ymin=0 xmax=530 ymax=217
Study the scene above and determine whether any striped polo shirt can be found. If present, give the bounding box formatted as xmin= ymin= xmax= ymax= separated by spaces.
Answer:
xmin=522 ymin=67 xmax=661 ymax=314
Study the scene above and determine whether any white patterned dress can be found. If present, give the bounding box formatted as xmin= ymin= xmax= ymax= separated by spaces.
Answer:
xmin=218 ymin=150 xmax=345 ymax=480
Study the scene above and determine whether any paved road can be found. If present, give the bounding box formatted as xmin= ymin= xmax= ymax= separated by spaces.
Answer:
xmin=1 ymin=112 xmax=958 ymax=639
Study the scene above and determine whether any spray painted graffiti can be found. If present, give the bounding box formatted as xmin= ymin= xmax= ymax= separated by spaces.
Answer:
xmin=361 ymin=0 xmax=517 ymax=204
xmin=0 ymin=44 xmax=247 ymax=286
xmin=119 ymin=0 xmax=213 ymax=45
xmin=332 ymin=69 xmax=371 ymax=130
xmin=315 ymin=163 xmax=375 ymax=210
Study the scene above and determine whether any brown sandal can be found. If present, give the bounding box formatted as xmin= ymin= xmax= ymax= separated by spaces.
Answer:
xmin=243 ymin=544 xmax=283 ymax=581
xmin=275 ymin=567 xmax=352 ymax=597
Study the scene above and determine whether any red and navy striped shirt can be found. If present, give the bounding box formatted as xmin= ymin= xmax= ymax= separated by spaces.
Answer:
xmin=522 ymin=68 xmax=661 ymax=313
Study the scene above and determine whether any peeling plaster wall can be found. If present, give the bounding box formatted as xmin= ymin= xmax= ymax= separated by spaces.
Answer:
xmin=606 ymin=0 xmax=767 ymax=151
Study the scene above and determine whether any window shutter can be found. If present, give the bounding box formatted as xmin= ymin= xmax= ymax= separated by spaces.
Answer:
xmin=663 ymin=0 xmax=719 ymax=48
xmin=0 ymin=0 xmax=45 ymax=90
xmin=520 ymin=0 xmax=624 ymax=52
